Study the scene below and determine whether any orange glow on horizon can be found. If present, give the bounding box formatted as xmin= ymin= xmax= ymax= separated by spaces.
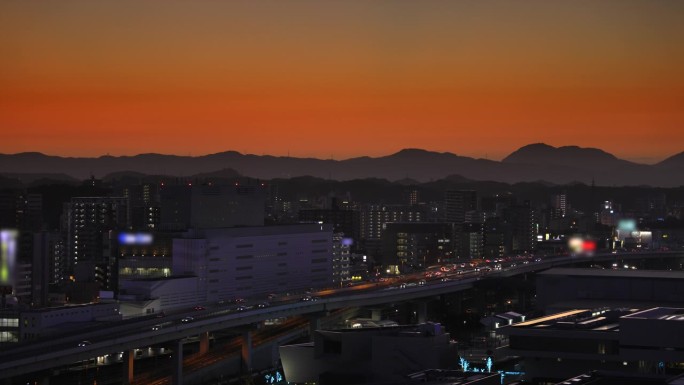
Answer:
xmin=1 ymin=1 xmax=683 ymax=162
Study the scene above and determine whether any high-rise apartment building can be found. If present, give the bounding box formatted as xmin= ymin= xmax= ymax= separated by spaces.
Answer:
xmin=332 ymin=233 xmax=351 ymax=286
xmin=381 ymin=222 xmax=455 ymax=268
xmin=552 ymin=192 xmax=567 ymax=218
xmin=505 ymin=201 xmax=537 ymax=253
xmin=64 ymin=197 xmax=128 ymax=282
xmin=360 ymin=205 xmax=424 ymax=241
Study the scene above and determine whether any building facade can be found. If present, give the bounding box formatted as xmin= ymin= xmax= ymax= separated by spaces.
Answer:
xmin=172 ymin=224 xmax=334 ymax=302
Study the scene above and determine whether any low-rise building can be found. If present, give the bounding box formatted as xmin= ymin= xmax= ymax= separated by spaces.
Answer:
xmin=280 ymin=322 xmax=459 ymax=384
xmin=536 ymin=268 xmax=684 ymax=314
xmin=18 ymin=302 xmax=121 ymax=341
xmin=500 ymin=307 xmax=684 ymax=382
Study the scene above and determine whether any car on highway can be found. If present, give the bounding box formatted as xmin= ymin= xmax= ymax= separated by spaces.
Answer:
xmin=256 ymin=302 xmax=270 ymax=308
xmin=181 ymin=317 xmax=194 ymax=323
xmin=151 ymin=324 xmax=163 ymax=331
xmin=236 ymin=305 xmax=249 ymax=311
xmin=300 ymin=296 xmax=312 ymax=301
xmin=193 ymin=306 xmax=205 ymax=311
xmin=78 ymin=340 xmax=92 ymax=347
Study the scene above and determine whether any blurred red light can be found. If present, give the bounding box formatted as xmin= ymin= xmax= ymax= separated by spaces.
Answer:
xmin=582 ymin=240 xmax=596 ymax=251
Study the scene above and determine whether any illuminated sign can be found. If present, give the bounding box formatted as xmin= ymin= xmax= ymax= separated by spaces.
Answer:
xmin=617 ymin=219 xmax=637 ymax=232
xmin=0 ymin=229 xmax=18 ymax=286
xmin=630 ymin=231 xmax=652 ymax=244
xmin=262 ymin=370 xmax=285 ymax=384
xmin=459 ymin=356 xmax=493 ymax=373
xmin=118 ymin=232 xmax=154 ymax=245
xmin=568 ymin=237 xmax=583 ymax=253
xmin=341 ymin=238 xmax=354 ymax=246
xmin=568 ymin=236 xmax=596 ymax=255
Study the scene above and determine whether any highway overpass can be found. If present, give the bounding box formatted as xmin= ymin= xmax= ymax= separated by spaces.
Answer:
xmin=0 ymin=250 xmax=681 ymax=383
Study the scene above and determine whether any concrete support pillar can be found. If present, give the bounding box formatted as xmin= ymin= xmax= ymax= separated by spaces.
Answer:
xmin=416 ymin=301 xmax=428 ymax=324
xmin=370 ymin=308 xmax=382 ymax=321
xmin=271 ymin=343 xmax=280 ymax=368
xmin=199 ymin=332 xmax=210 ymax=355
xmin=123 ymin=349 xmax=135 ymax=385
xmin=308 ymin=315 xmax=321 ymax=340
xmin=518 ymin=289 xmax=526 ymax=312
xmin=453 ymin=291 xmax=463 ymax=314
xmin=172 ymin=339 xmax=184 ymax=385
xmin=241 ymin=330 xmax=253 ymax=373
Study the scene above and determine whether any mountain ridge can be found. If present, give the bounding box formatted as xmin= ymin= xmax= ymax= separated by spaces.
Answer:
xmin=1 ymin=144 xmax=682 ymax=187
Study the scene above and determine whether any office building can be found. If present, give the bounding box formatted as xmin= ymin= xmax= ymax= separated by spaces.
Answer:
xmin=190 ymin=183 xmax=265 ymax=228
xmin=299 ymin=199 xmax=360 ymax=247
xmin=482 ymin=218 xmax=510 ymax=260
xmin=123 ymin=183 xmax=160 ymax=230
xmin=159 ymin=183 xmax=265 ymax=230
xmin=381 ymin=222 xmax=456 ymax=269
xmin=445 ymin=190 xmax=478 ymax=225
xmin=102 ymin=230 xmax=176 ymax=296
xmin=119 ymin=224 xmax=334 ymax=315
xmin=171 ymin=224 xmax=334 ymax=304
xmin=158 ymin=184 xmax=192 ymax=231
xmin=458 ymin=222 xmax=484 ymax=260
xmin=505 ymin=201 xmax=536 ymax=253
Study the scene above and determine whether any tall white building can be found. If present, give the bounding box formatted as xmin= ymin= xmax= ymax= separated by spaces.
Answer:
xmin=332 ymin=233 xmax=351 ymax=287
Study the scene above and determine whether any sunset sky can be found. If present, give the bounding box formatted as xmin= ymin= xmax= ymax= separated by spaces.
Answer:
xmin=1 ymin=1 xmax=683 ymax=163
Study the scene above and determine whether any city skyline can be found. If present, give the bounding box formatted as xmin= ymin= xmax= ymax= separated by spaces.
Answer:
xmin=1 ymin=2 xmax=683 ymax=383
xmin=2 ymin=1 xmax=683 ymax=162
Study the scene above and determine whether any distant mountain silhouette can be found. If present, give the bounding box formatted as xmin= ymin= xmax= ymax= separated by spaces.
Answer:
xmin=190 ymin=168 xmax=242 ymax=179
xmin=0 ymin=172 xmax=78 ymax=184
xmin=656 ymin=151 xmax=684 ymax=169
xmin=0 ymin=144 xmax=682 ymax=187
xmin=502 ymin=143 xmax=633 ymax=169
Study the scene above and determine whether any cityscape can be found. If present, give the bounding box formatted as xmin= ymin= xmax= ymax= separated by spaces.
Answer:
xmin=1 ymin=2 xmax=684 ymax=385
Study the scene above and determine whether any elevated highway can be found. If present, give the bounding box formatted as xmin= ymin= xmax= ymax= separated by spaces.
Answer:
xmin=0 ymin=250 xmax=680 ymax=382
